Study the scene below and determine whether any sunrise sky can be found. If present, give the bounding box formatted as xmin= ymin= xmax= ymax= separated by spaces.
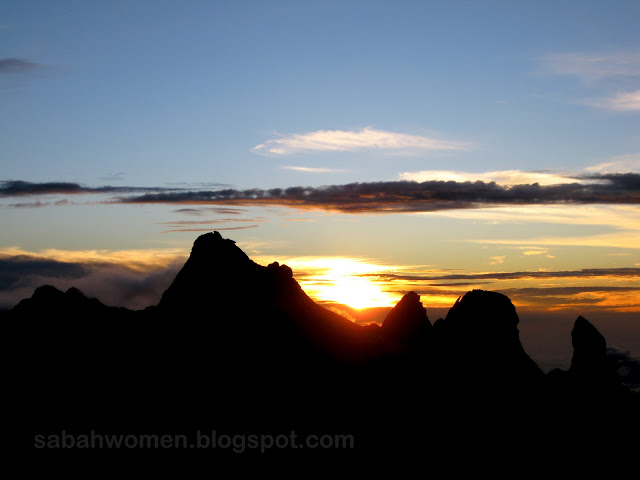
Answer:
xmin=2 ymin=1 xmax=639 ymax=369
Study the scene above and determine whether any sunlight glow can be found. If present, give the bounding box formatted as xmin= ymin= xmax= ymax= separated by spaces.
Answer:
xmin=255 ymin=256 xmax=401 ymax=309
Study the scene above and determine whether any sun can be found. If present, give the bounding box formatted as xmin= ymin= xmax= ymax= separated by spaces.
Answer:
xmin=318 ymin=274 xmax=395 ymax=310
xmin=269 ymin=257 xmax=399 ymax=310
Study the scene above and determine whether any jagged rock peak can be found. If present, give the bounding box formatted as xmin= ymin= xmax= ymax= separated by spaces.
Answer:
xmin=190 ymin=231 xmax=250 ymax=264
xmin=268 ymin=261 xmax=293 ymax=279
xmin=158 ymin=232 xmax=294 ymax=309
xmin=570 ymin=316 xmax=607 ymax=374
xmin=381 ymin=291 xmax=431 ymax=345
xmin=445 ymin=289 xmax=519 ymax=329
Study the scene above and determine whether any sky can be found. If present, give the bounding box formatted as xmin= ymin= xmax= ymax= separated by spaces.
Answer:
xmin=1 ymin=1 xmax=640 ymax=371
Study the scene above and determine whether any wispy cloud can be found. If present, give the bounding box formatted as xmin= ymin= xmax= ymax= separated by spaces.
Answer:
xmin=586 ymin=154 xmax=640 ymax=173
xmin=364 ymin=267 xmax=640 ymax=282
xmin=0 ymin=58 xmax=42 ymax=74
xmin=158 ymin=219 xmax=264 ymax=226
xmin=540 ymin=51 xmax=640 ymax=82
xmin=6 ymin=201 xmax=51 ymax=208
xmin=539 ymin=51 xmax=640 ymax=112
xmin=159 ymin=225 xmax=260 ymax=234
xmin=157 ymin=218 xmax=264 ymax=233
xmin=252 ymin=127 xmax=471 ymax=156
xmin=489 ymin=256 xmax=506 ymax=265
xmin=172 ymin=207 xmax=247 ymax=216
xmin=472 ymin=230 xmax=640 ymax=250
xmin=99 ymin=172 xmax=125 ymax=182
xmin=521 ymin=249 xmax=548 ymax=256
xmin=281 ymin=166 xmax=350 ymax=173
xmin=583 ymin=89 xmax=640 ymax=112
xmin=428 ymin=204 xmax=640 ymax=231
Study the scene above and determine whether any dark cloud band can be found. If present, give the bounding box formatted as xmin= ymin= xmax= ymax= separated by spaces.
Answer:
xmin=3 ymin=173 xmax=640 ymax=213
xmin=118 ymin=173 xmax=640 ymax=213
xmin=363 ymin=267 xmax=640 ymax=282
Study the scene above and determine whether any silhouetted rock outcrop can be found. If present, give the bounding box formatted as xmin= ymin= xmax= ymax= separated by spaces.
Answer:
xmin=432 ymin=290 xmax=543 ymax=385
xmin=570 ymin=316 xmax=608 ymax=375
xmin=11 ymin=284 xmax=130 ymax=320
xmin=549 ymin=316 xmax=625 ymax=402
xmin=381 ymin=291 xmax=431 ymax=349
xmin=6 ymin=232 xmax=639 ymax=459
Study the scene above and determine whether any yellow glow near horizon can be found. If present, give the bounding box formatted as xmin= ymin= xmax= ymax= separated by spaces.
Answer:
xmin=3 ymin=246 xmax=639 ymax=315
xmin=256 ymin=256 xmax=401 ymax=309
xmin=0 ymin=246 xmax=187 ymax=271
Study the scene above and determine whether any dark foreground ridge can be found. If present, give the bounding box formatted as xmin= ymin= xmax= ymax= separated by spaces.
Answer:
xmin=7 ymin=232 xmax=639 ymax=461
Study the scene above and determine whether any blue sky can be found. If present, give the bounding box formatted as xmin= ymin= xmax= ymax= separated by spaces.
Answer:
xmin=2 ymin=0 xmax=639 ymax=188
xmin=1 ymin=1 xmax=640 ymax=365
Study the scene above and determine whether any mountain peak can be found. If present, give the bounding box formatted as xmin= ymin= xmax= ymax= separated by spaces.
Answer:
xmin=570 ymin=316 xmax=607 ymax=375
xmin=435 ymin=289 xmax=542 ymax=380
xmin=191 ymin=231 xmax=249 ymax=263
xmin=158 ymin=231 xmax=255 ymax=309
xmin=445 ymin=289 xmax=519 ymax=329
xmin=381 ymin=291 xmax=431 ymax=347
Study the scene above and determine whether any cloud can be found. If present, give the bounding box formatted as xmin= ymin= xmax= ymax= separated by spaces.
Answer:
xmin=362 ymin=267 xmax=640 ymax=282
xmin=584 ymin=89 xmax=640 ymax=112
xmin=606 ymin=347 xmax=640 ymax=393
xmin=6 ymin=201 xmax=51 ymax=208
xmin=281 ymin=166 xmax=350 ymax=173
xmin=0 ymin=180 xmax=165 ymax=197
xmin=539 ymin=51 xmax=640 ymax=113
xmin=172 ymin=207 xmax=247 ymax=216
xmin=160 ymin=225 xmax=260 ymax=234
xmin=251 ymin=127 xmax=471 ymax=156
xmin=489 ymin=256 xmax=506 ymax=265
xmin=0 ymin=256 xmax=87 ymax=290
xmin=5 ymin=173 xmax=640 ymax=216
xmin=0 ymin=58 xmax=41 ymax=74
xmin=540 ymin=51 xmax=640 ymax=82
xmin=428 ymin=204 xmax=640 ymax=236
xmin=501 ymin=286 xmax=640 ymax=297
xmin=586 ymin=154 xmax=640 ymax=173
xmin=522 ymin=249 xmax=548 ymax=256
xmin=117 ymin=173 xmax=640 ymax=213
xmin=399 ymin=169 xmax=585 ymax=186
xmin=99 ymin=172 xmax=125 ymax=182
xmin=0 ymin=248 xmax=186 ymax=310
xmin=472 ymin=230 xmax=640 ymax=250
xmin=158 ymin=219 xmax=264 ymax=226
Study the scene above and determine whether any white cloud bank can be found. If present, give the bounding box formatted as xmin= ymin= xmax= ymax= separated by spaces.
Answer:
xmin=252 ymin=127 xmax=470 ymax=156
xmin=398 ymin=169 xmax=586 ymax=186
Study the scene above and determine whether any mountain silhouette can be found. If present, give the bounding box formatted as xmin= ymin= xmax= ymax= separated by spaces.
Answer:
xmin=7 ymin=231 xmax=639 ymax=460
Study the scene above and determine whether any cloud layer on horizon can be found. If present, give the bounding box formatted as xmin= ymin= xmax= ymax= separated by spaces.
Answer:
xmin=116 ymin=173 xmax=640 ymax=213
xmin=0 ymin=249 xmax=186 ymax=310
xmin=3 ymin=173 xmax=640 ymax=214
